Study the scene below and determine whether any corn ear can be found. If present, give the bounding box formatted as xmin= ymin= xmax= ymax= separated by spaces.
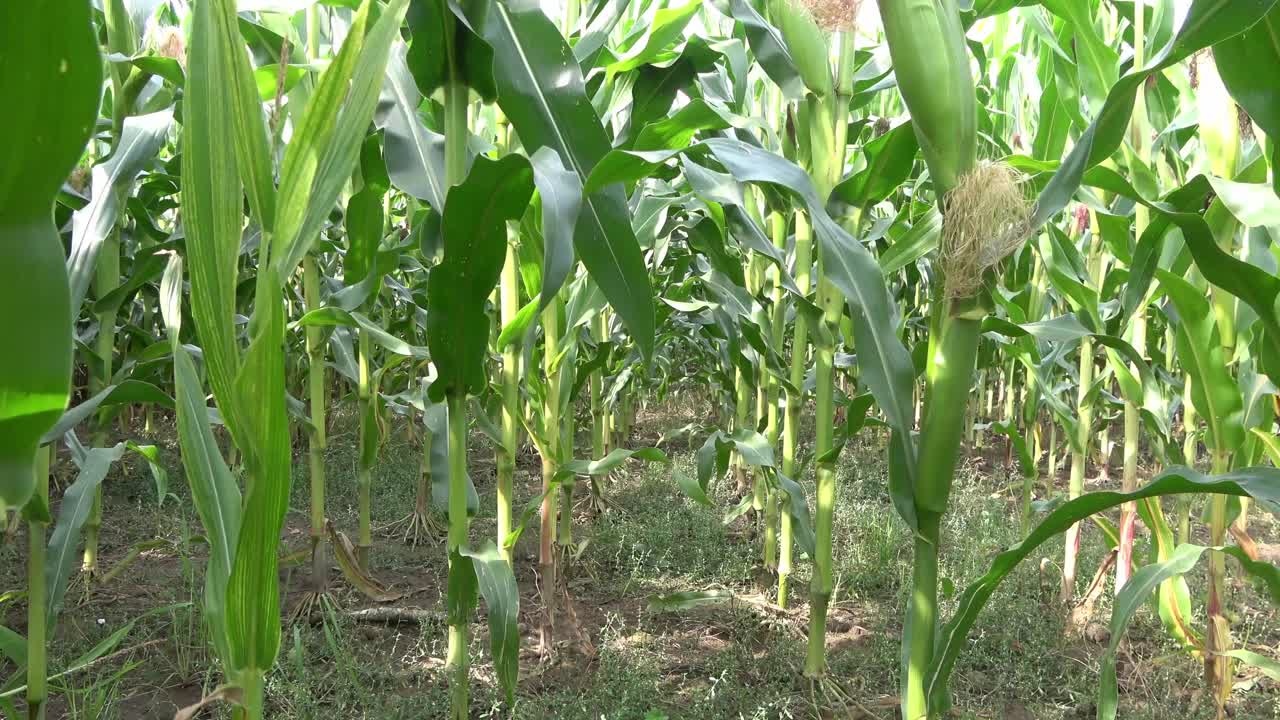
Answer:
xmin=1196 ymin=54 xmax=1240 ymax=179
xmin=876 ymin=0 xmax=976 ymax=194
xmin=770 ymin=0 xmax=834 ymax=96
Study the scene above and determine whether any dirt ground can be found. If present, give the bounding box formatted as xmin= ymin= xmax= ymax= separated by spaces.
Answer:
xmin=3 ymin=396 xmax=1280 ymax=719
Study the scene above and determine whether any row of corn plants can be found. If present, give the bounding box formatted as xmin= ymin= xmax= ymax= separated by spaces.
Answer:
xmin=4 ymin=0 xmax=1280 ymax=718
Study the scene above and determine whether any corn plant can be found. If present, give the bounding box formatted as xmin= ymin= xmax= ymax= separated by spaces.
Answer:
xmin=161 ymin=0 xmax=407 ymax=714
xmin=9 ymin=1 xmax=1280 ymax=718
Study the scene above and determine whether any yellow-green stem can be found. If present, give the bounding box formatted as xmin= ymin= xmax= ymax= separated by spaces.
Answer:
xmin=1063 ymin=217 xmax=1102 ymax=603
xmin=767 ymin=210 xmax=790 ymax=607
xmin=84 ymin=231 xmax=120 ymax=576
xmin=356 ymin=326 xmax=373 ymax=570
xmin=1206 ymin=448 xmax=1232 ymax=716
xmin=539 ymin=299 xmax=562 ymax=650
xmin=801 ymin=28 xmax=855 ymax=677
xmin=497 ymin=240 xmax=520 ymax=565
xmin=904 ymin=298 xmax=983 ymax=718
xmin=234 ymin=668 xmax=265 ymax=720
xmin=304 ymin=256 xmax=328 ymax=591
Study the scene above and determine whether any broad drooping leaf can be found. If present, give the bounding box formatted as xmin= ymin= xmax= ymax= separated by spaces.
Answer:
xmin=377 ymin=41 xmax=449 ymax=213
xmin=66 ymin=111 xmax=173 ymax=315
xmin=446 ymin=542 xmax=519 ymax=701
xmin=1033 ymin=0 xmax=1279 ymax=226
xmin=427 ymin=154 xmax=535 ymax=401
xmin=1214 ymin=5 xmax=1280 ymax=195
xmin=452 ymin=0 xmax=657 ymax=358
xmin=1096 ymin=543 xmax=1280 ymax=720
xmin=926 ymin=466 xmax=1280 ymax=715
xmin=159 ymin=256 xmax=241 ymax=665
xmin=587 ymin=137 xmax=920 ymax=515
xmin=43 ymin=440 xmax=128 ymax=627
xmin=1158 ymin=271 xmax=1246 ymax=453
xmin=0 ymin=0 xmax=101 ymax=510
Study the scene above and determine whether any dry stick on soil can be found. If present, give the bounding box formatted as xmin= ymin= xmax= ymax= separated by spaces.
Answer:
xmin=1071 ymin=548 xmax=1118 ymax=635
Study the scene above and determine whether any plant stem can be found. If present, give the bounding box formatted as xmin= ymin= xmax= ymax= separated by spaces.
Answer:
xmin=235 ymin=668 xmax=265 ymax=720
xmin=801 ymin=27 xmax=855 ymax=677
xmin=1063 ymin=217 xmax=1101 ymax=603
xmin=539 ymin=298 xmax=562 ymax=651
xmin=1206 ymin=448 xmax=1232 ymax=717
xmin=445 ymin=392 xmax=470 ymax=719
xmin=356 ymin=325 xmax=373 ymax=570
xmin=767 ymin=210 xmax=789 ymax=607
xmin=904 ymin=510 xmax=941 ymax=720
xmin=1116 ymin=0 xmax=1151 ymax=591
xmin=782 ymin=207 xmax=812 ymax=602
xmin=303 ymin=256 xmax=329 ymax=592
xmin=27 ymin=446 xmax=50 ymax=720
xmin=497 ymin=238 xmax=520 ymax=565
xmin=589 ymin=311 xmax=608 ymax=506
xmin=84 ymin=230 xmax=120 ymax=577
xmin=735 ymin=365 xmax=753 ymax=501
xmin=559 ymin=406 xmax=576 ymax=550
xmin=805 ymin=273 xmax=842 ymax=677
xmin=904 ymin=299 xmax=983 ymax=717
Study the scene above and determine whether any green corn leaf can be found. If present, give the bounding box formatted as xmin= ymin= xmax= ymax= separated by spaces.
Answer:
xmin=708 ymin=0 xmax=804 ymax=99
xmin=278 ymin=0 xmax=411 ymax=277
xmin=0 ymin=626 xmax=24 ymax=667
xmin=160 ymin=255 xmax=241 ymax=666
xmin=1097 ymin=544 xmax=1208 ymax=720
xmin=226 ymin=267 xmax=291 ymax=671
xmin=1176 ymin=195 xmax=1280 ymax=383
xmin=1158 ymin=271 xmax=1246 ymax=453
xmin=40 ymin=381 xmax=174 ymax=445
xmin=991 ymin=421 xmax=1035 ymax=480
xmin=378 ymin=42 xmax=449 ymax=213
xmin=1098 ymin=543 xmax=1280 ymax=719
xmin=426 ymin=402 xmax=480 ymax=516
xmin=1134 ymin=498 xmax=1198 ymax=650
xmin=182 ymin=0 xmax=251 ymax=440
xmin=44 ymin=441 xmax=128 ymax=628
xmin=879 ymin=208 xmax=942 ymax=275
xmin=674 ymin=468 xmax=712 ymax=507
xmin=833 ymin=121 xmax=920 ymax=210
xmin=272 ymin=0 xmax=373 ymax=261
xmin=633 ymin=99 xmax=734 ymax=153
xmin=557 ymin=447 xmax=669 ymax=480
xmin=529 ymin=147 xmax=583 ymax=311
xmin=404 ymin=0 xmax=495 ymax=102
xmin=608 ymin=0 xmax=701 ymax=73
xmin=927 ymin=465 xmax=1280 ymax=715
xmin=1214 ymin=5 xmax=1280 ymax=195
xmin=452 ymin=0 xmax=657 ymax=359
xmin=427 ymin=154 xmax=535 ymax=401
xmin=445 ymin=547 xmax=479 ymax=630
xmin=295 ymin=308 xmax=429 ymax=358
xmin=694 ymin=428 xmax=776 ymax=488
xmin=776 ymin=471 xmax=816 ymax=557
xmin=0 ymin=0 xmax=100 ymax=509
xmin=1224 ymin=649 xmax=1280 ymax=683
xmin=66 ymin=111 xmax=173 ymax=314
xmin=1033 ymin=0 xmax=1279 ymax=227
xmin=1040 ymin=0 xmax=1118 ymax=112
xmin=574 ymin=0 xmax=630 ymax=66
xmin=459 ymin=542 xmax=521 ymax=703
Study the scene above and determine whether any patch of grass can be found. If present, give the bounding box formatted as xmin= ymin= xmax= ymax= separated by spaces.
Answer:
xmin=4 ymin=402 xmax=1280 ymax=719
